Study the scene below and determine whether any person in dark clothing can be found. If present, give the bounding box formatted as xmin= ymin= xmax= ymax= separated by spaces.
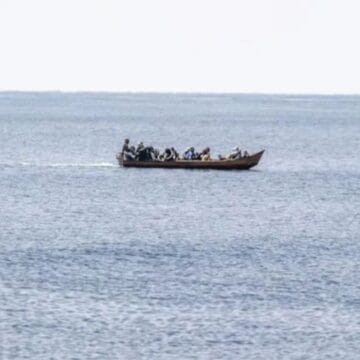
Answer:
xmin=136 ymin=147 xmax=147 ymax=161
xmin=136 ymin=142 xmax=144 ymax=152
xmin=121 ymin=138 xmax=136 ymax=160
xmin=161 ymin=148 xmax=174 ymax=161
xmin=193 ymin=150 xmax=201 ymax=160
xmin=121 ymin=139 xmax=130 ymax=155
xmin=199 ymin=147 xmax=211 ymax=160
xmin=170 ymin=147 xmax=179 ymax=160
xmin=143 ymin=146 xmax=155 ymax=161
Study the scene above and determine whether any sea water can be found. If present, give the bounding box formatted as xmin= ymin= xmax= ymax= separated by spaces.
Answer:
xmin=0 ymin=92 xmax=360 ymax=359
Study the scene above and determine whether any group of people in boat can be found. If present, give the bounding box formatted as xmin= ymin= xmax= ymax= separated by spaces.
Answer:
xmin=120 ymin=139 xmax=249 ymax=161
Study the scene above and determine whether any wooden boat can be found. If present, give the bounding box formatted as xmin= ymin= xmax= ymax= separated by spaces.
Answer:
xmin=117 ymin=150 xmax=265 ymax=170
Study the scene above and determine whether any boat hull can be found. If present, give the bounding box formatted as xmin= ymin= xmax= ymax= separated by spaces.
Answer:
xmin=117 ymin=150 xmax=264 ymax=170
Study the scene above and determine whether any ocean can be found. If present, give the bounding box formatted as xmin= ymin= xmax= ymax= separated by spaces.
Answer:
xmin=0 ymin=92 xmax=359 ymax=359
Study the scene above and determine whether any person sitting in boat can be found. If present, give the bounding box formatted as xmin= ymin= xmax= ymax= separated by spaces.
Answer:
xmin=160 ymin=148 xmax=175 ymax=161
xmin=121 ymin=139 xmax=136 ymax=160
xmin=146 ymin=146 xmax=156 ymax=160
xmin=136 ymin=141 xmax=144 ymax=153
xmin=183 ymin=147 xmax=195 ymax=160
xmin=146 ymin=146 xmax=160 ymax=161
xmin=231 ymin=148 xmax=250 ymax=158
xmin=228 ymin=147 xmax=242 ymax=160
xmin=193 ymin=151 xmax=200 ymax=160
xmin=135 ymin=142 xmax=149 ymax=161
xmin=170 ymin=147 xmax=179 ymax=160
xmin=200 ymin=147 xmax=211 ymax=161
xmin=124 ymin=147 xmax=136 ymax=160
xmin=153 ymin=148 xmax=160 ymax=160
xmin=144 ymin=146 xmax=159 ymax=161
xmin=141 ymin=146 xmax=150 ymax=161
xmin=218 ymin=147 xmax=241 ymax=160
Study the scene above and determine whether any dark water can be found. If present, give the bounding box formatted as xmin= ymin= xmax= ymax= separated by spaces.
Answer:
xmin=0 ymin=92 xmax=360 ymax=359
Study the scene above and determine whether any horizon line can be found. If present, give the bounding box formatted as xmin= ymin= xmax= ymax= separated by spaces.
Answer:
xmin=1 ymin=89 xmax=360 ymax=96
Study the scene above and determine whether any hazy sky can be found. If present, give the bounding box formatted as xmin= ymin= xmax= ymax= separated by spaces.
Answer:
xmin=1 ymin=0 xmax=360 ymax=93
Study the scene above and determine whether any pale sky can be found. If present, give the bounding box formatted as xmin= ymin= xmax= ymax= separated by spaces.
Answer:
xmin=1 ymin=0 xmax=360 ymax=93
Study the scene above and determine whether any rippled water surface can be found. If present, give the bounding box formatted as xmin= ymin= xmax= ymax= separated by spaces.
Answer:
xmin=1 ymin=93 xmax=360 ymax=359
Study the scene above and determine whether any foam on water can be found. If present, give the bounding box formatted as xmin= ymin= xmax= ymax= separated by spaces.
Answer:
xmin=0 ymin=161 xmax=117 ymax=168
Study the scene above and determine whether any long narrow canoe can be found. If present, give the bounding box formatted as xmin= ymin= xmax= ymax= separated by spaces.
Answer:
xmin=117 ymin=150 xmax=265 ymax=170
